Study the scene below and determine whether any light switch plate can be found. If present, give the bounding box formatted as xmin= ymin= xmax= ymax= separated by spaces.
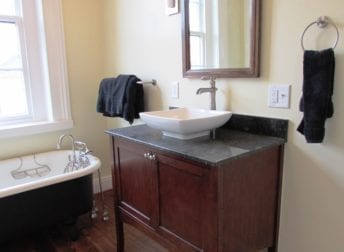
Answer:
xmin=165 ymin=0 xmax=179 ymax=15
xmin=268 ymin=84 xmax=290 ymax=108
xmin=170 ymin=81 xmax=179 ymax=99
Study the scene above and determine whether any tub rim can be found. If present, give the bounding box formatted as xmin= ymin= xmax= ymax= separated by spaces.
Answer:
xmin=0 ymin=150 xmax=101 ymax=199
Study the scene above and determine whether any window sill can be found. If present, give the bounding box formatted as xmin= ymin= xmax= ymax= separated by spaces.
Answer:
xmin=0 ymin=120 xmax=74 ymax=139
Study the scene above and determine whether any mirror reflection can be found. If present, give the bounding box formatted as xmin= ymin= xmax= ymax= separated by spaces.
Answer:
xmin=181 ymin=0 xmax=260 ymax=78
xmin=189 ymin=0 xmax=251 ymax=69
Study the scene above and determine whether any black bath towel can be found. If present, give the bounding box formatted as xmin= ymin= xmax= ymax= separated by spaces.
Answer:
xmin=297 ymin=48 xmax=335 ymax=143
xmin=96 ymin=75 xmax=144 ymax=124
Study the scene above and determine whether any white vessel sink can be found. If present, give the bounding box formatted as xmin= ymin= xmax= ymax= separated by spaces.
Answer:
xmin=139 ymin=108 xmax=232 ymax=140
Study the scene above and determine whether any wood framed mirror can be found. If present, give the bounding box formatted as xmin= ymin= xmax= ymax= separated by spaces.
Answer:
xmin=181 ymin=0 xmax=261 ymax=78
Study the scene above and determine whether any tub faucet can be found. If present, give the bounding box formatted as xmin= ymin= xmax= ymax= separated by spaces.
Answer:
xmin=196 ymin=76 xmax=217 ymax=110
xmin=74 ymin=141 xmax=90 ymax=154
xmin=74 ymin=141 xmax=91 ymax=167
xmin=57 ymin=134 xmax=77 ymax=168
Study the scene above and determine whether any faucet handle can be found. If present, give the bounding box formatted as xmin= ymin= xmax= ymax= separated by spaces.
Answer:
xmin=74 ymin=141 xmax=88 ymax=152
xmin=201 ymin=76 xmax=216 ymax=87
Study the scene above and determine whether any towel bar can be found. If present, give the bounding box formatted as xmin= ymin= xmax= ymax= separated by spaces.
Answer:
xmin=301 ymin=16 xmax=339 ymax=51
xmin=137 ymin=79 xmax=157 ymax=86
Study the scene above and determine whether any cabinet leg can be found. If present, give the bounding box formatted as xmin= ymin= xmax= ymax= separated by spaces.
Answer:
xmin=268 ymin=246 xmax=276 ymax=252
xmin=115 ymin=206 xmax=124 ymax=252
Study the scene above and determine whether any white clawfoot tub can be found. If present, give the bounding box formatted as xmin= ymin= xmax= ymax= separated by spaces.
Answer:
xmin=0 ymin=150 xmax=101 ymax=198
xmin=0 ymin=150 xmax=101 ymax=243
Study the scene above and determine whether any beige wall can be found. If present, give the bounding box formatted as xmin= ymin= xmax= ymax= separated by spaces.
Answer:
xmin=1 ymin=0 xmax=343 ymax=251
xmin=105 ymin=0 xmax=344 ymax=251
xmin=61 ymin=0 xmax=110 ymax=175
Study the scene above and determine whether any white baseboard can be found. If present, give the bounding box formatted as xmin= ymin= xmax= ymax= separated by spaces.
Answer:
xmin=93 ymin=175 xmax=113 ymax=194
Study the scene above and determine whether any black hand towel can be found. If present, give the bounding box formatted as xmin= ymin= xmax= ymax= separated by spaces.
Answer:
xmin=96 ymin=74 xmax=144 ymax=124
xmin=297 ymin=48 xmax=335 ymax=143
xmin=123 ymin=76 xmax=144 ymax=124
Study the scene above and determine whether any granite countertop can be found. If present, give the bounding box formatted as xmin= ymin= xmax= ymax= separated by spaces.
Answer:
xmin=105 ymin=124 xmax=286 ymax=167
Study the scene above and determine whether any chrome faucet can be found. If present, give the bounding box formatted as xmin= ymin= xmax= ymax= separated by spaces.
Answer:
xmin=196 ymin=77 xmax=218 ymax=139
xmin=57 ymin=134 xmax=77 ymax=168
xmin=196 ymin=76 xmax=217 ymax=110
xmin=74 ymin=141 xmax=91 ymax=167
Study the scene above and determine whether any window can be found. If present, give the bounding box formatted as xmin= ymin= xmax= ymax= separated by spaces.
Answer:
xmin=0 ymin=0 xmax=73 ymax=138
xmin=189 ymin=0 xmax=206 ymax=68
xmin=0 ymin=21 xmax=29 ymax=120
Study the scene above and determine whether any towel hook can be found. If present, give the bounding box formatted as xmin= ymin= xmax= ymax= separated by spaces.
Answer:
xmin=301 ymin=16 xmax=339 ymax=51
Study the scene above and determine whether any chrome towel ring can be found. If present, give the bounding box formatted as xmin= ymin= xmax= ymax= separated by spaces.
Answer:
xmin=301 ymin=16 xmax=339 ymax=51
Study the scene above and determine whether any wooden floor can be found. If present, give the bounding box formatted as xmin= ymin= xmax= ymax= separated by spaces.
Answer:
xmin=0 ymin=190 xmax=168 ymax=252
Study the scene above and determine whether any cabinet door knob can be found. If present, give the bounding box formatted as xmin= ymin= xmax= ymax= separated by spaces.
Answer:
xmin=144 ymin=152 xmax=156 ymax=161
xmin=149 ymin=154 xmax=156 ymax=161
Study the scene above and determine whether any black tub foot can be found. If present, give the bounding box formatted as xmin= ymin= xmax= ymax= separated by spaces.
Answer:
xmin=62 ymin=217 xmax=80 ymax=241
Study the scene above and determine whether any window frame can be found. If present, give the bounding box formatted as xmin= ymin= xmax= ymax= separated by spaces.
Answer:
xmin=0 ymin=0 xmax=73 ymax=139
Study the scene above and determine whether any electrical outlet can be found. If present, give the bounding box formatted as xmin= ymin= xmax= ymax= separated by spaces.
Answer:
xmin=268 ymin=85 xmax=290 ymax=108
xmin=170 ymin=81 xmax=179 ymax=99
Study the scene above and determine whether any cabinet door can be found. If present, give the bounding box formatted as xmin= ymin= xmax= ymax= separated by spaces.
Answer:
xmin=157 ymin=154 xmax=204 ymax=250
xmin=114 ymin=140 xmax=158 ymax=226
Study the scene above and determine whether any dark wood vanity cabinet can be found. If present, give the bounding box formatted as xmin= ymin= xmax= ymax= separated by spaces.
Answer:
xmin=110 ymin=136 xmax=284 ymax=252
